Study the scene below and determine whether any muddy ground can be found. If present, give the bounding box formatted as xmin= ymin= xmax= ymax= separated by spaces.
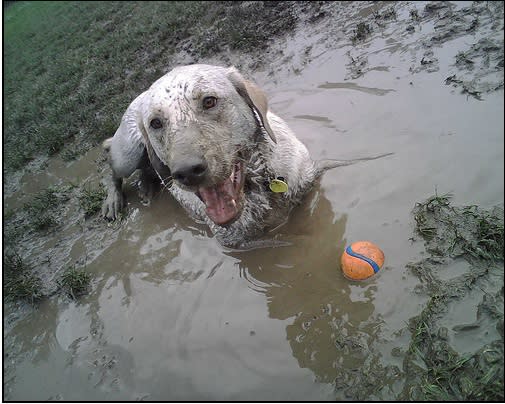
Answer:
xmin=3 ymin=1 xmax=504 ymax=401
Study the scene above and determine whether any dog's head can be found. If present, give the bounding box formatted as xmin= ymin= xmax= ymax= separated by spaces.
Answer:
xmin=135 ymin=64 xmax=276 ymax=226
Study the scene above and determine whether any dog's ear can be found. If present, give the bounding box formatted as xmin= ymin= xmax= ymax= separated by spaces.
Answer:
xmin=227 ymin=67 xmax=277 ymax=144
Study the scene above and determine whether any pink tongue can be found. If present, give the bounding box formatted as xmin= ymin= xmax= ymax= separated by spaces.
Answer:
xmin=198 ymin=177 xmax=238 ymax=225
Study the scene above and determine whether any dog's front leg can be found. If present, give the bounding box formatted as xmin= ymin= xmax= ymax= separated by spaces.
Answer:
xmin=101 ymin=138 xmax=127 ymax=221
xmin=100 ymin=92 xmax=149 ymax=220
xmin=102 ymin=170 xmax=125 ymax=220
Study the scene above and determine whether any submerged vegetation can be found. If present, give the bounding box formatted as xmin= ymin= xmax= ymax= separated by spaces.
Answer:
xmin=3 ymin=181 xmax=95 ymax=304
xmin=351 ymin=21 xmax=372 ymax=42
xmin=23 ymin=186 xmax=65 ymax=231
xmin=404 ymin=193 xmax=504 ymax=401
xmin=4 ymin=184 xmax=75 ymax=250
xmin=405 ymin=293 xmax=503 ymax=401
xmin=352 ymin=6 xmax=399 ymax=43
xmin=23 ymin=185 xmax=73 ymax=231
xmin=412 ymin=192 xmax=503 ymax=262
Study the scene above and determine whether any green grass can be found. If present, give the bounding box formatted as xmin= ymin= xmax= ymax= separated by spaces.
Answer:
xmin=474 ymin=211 xmax=504 ymax=261
xmin=22 ymin=185 xmax=72 ymax=231
xmin=3 ymin=252 xmax=43 ymax=303
xmin=59 ymin=266 xmax=91 ymax=299
xmin=373 ymin=7 xmax=397 ymax=21
xmin=409 ymin=8 xmax=420 ymax=21
xmin=404 ymin=194 xmax=504 ymax=401
xmin=23 ymin=187 xmax=60 ymax=230
xmin=79 ymin=183 xmax=106 ymax=217
xmin=406 ymin=296 xmax=504 ymax=401
xmin=352 ymin=21 xmax=372 ymax=42
xmin=412 ymin=192 xmax=504 ymax=261
xmin=3 ymin=1 xmax=302 ymax=172
xmin=3 ymin=184 xmax=74 ymax=246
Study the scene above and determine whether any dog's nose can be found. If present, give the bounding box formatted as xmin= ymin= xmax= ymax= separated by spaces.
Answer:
xmin=171 ymin=157 xmax=208 ymax=187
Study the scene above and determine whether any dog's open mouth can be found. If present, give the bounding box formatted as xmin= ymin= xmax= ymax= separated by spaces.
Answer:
xmin=196 ymin=161 xmax=244 ymax=226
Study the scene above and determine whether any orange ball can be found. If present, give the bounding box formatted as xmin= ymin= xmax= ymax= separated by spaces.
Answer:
xmin=341 ymin=241 xmax=385 ymax=280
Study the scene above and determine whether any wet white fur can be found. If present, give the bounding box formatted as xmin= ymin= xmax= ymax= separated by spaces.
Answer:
xmin=102 ymin=64 xmax=319 ymax=248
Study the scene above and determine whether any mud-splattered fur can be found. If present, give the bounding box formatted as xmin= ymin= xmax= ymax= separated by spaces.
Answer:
xmin=101 ymin=64 xmax=352 ymax=248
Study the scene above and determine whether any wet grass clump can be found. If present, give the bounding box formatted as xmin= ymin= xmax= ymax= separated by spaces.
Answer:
xmin=403 ymin=193 xmax=504 ymax=401
xmin=79 ymin=183 xmax=107 ymax=218
xmin=59 ymin=266 xmax=91 ymax=300
xmin=413 ymin=193 xmax=452 ymax=240
xmin=4 ymin=184 xmax=75 ymax=248
xmin=351 ymin=22 xmax=372 ymax=42
xmin=409 ymin=9 xmax=420 ymax=21
xmin=373 ymin=7 xmax=397 ymax=21
xmin=3 ymin=252 xmax=43 ymax=303
xmin=23 ymin=185 xmax=72 ymax=231
xmin=60 ymin=144 xmax=87 ymax=162
xmin=455 ymin=51 xmax=476 ymax=68
xmin=405 ymin=289 xmax=504 ymax=401
xmin=474 ymin=213 xmax=504 ymax=261
xmin=23 ymin=187 xmax=60 ymax=231
xmin=412 ymin=192 xmax=504 ymax=261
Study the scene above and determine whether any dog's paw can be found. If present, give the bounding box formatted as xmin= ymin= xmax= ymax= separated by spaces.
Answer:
xmin=101 ymin=189 xmax=125 ymax=221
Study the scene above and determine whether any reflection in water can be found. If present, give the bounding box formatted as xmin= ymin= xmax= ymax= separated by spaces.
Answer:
xmin=228 ymin=185 xmax=383 ymax=385
xmin=5 ymin=299 xmax=59 ymax=366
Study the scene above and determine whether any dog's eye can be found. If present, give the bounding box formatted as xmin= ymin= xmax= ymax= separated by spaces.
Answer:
xmin=150 ymin=118 xmax=163 ymax=129
xmin=202 ymin=96 xmax=218 ymax=110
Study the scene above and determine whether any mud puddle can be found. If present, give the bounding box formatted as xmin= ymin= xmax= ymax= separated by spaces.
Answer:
xmin=3 ymin=147 xmax=103 ymax=212
xmin=3 ymin=1 xmax=504 ymax=400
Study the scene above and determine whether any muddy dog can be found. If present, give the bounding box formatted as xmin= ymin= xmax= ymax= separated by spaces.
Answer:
xmin=101 ymin=64 xmax=386 ymax=248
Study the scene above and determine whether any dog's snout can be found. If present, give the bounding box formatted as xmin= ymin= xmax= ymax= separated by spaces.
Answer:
xmin=172 ymin=157 xmax=208 ymax=186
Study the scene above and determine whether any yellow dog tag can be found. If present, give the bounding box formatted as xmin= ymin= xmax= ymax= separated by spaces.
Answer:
xmin=269 ymin=178 xmax=288 ymax=193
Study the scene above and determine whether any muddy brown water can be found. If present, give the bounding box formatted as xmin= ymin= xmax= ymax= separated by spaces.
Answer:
xmin=3 ymin=1 xmax=504 ymax=400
